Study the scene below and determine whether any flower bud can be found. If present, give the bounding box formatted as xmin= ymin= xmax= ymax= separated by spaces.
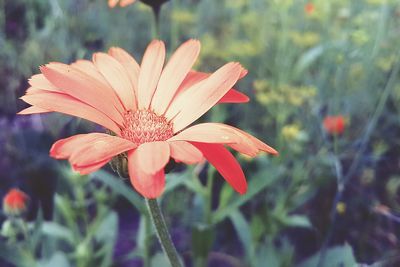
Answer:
xmin=3 ymin=188 xmax=28 ymax=216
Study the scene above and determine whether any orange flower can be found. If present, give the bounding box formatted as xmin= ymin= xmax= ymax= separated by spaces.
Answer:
xmin=19 ymin=39 xmax=278 ymax=199
xmin=108 ymin=0 xmax=136 ymax=8
xmin=305 ymin=2 xmax=315 ymax=15
xmin=3 ymin=188 xmax=28 ymax=215
xmin=323 ymin=115 xmax=345 ymax=135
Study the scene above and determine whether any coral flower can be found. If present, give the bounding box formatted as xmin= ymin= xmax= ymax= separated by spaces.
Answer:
xmin=108 ymin=0 xmax=136 ymax=8
xmin=305 ymin=2 xmax=315 ymax=15
xmin=323 ymin=115 xmax=345 ymax=135
xmin=3 ymin=188 xmax=28 ymax=215
xmin=19 ymin=39 xmax=278 ymax=199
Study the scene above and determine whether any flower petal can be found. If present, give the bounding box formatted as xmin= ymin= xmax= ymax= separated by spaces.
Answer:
xmin=168 ymin=123 xmax=241 ymax=144
xmin=166 ymin=62 xmax=242 ymax=132
xmin=50 ymin=133 xmax=136 ymax=167
xmin=93 ymin=53 xmax=136 ymax=110
xmin=18 ymin=106 xmax=50 ymax=114
xmin=181 ymin=123 xmax=277 ymax=157
xmin=108 ymin=0 xmax=118 ymax=8
xmin=28 ymin=74 xmax=60 ymax=92
xmin=72 ymin=158 xmax=112 ymax=175
xmin=133 ymin=141 xmax=170 ymax=175
xmin=168 ymin=141 xmax=203 ymax=164
xmin=41 ymin=63 xmax=124 ymax=125
xmin=108 ymin=47 xmax=140 ymax=107
xmin=128 ymin=151 xmax=166 ymax=199
xmin=137 ymin=40 xmax=165 ymax=109
xmin=20 ymin=92 xmax=122 ymax=134
xmin=120 ymin=0 xmax=136 ymax=7
xmin=192 ymin=142 xmax=247 ymax=194
xmin=151 ymin=39 xmax=201 ymax=114
xmin=218 ymin=89 xmax=249 ymax=103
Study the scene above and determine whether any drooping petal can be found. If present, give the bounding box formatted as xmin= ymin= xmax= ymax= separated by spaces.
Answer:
xmin=166 ymin=62 xmax=242 ymax=132
xmin=20 ymin=92 xmax=122 ymax=134
xmin=50 ymin=133 xmax=136 ymax=166
xmin=192 ymin=142 xmax=247 ymax=194
xmin=108 ymin=47 xmax=140 ymax=106
xmin=168 ymin=123 xmax=241 ymax=144
xmin=151 ymin=39 xmax=201 ymax=114
xmin=218 ymin=89 xmax=249 ymax=103
xmin=137 ymin=40 xmax=165 ymax=109
xmin=72 ymin=158 xmax=112 ymax=175
xmin=69 ymin=136 xmax=137 ymax=166
xmin=41 ymin=63 xmax=124 ymax=124
xmin=231 ymin=127 xmax=279 ymax=155
xmin=132 ymin=141 xmax=170 ymax=175
xmin=93 ymin=52 xmax=136 ymax=110
xmin=168 ymin=141 xmax=203 ymax=164
xmin=128 ymin=150 xmax=166 ymax=199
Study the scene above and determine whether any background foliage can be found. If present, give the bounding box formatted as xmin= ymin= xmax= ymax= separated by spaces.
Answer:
xmin=1 ymin=0 xmax=400 ymax=266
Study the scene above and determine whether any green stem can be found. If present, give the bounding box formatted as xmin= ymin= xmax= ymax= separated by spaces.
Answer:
xmin=146 ymin=198 xmax=182 ymax=267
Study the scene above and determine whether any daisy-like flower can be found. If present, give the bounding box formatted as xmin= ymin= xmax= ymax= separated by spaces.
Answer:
xmin=19 ymin=39 xmax=278 ymax=199
xmin=108 ymin=0 xmax=136 ymax=8
xmin=3 ymin=188 xmax=28 ymax=215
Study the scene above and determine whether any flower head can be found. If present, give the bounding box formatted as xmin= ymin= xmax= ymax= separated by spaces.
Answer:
xmin=108 ymin=0 xmax=136 ymax=8
xmin=304 ymin=2 xmax=315 ymax=15
xmin=323 ymin=115 xmax=345 ymax=135
xmin=3 ymin=188 xmax=28 ymax=215
xmin=19 ymin=39 xmax=278 ymax=199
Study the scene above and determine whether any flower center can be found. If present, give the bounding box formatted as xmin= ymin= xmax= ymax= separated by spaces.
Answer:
xmin=121 ymin=110 xmax=174 ymax=145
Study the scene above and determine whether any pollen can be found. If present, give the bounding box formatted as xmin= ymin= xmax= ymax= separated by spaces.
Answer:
xmin=121 ymin=110 xmax=174 ymax=145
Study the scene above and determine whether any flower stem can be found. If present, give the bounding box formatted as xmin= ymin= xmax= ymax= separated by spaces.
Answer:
xmin=145 ymin=198 xmax=182 ymax=267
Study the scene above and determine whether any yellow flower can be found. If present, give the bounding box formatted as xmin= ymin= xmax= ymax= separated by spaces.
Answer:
xmin=336 ymin=202 xmax=346 ymax=214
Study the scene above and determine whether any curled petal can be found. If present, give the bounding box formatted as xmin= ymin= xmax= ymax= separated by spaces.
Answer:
xmin=72 ymin=158 xmax=112 ymax=175
xmin=50 ymin=133 xmax=136 ymax=173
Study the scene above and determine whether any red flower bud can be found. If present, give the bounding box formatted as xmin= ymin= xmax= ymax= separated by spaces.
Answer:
xmin=323 ymin=115 xmax=345 ymax=135
xmin=3 ymin=188 xmax=28 ymax=216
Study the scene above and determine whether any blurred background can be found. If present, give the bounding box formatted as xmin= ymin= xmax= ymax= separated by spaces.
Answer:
xmin=1 ymin=0 xmax=400 ymax=266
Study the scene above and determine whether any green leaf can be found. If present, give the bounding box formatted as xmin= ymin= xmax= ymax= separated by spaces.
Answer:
xmin=0 ymin=243 xmax=35 ymax=267
xmin=281 ymin=215 xmax=312 ymax=228
xmin=41 ymin=222 xmax=75 ymax=244
xmin=297 ymin=244 xmax=357 ymax=267
xmin=212 ymin=167 xmax=281 ymax=224
xmin=40 ymin=252 xmax=71 ymax=267
xmin=192 ymin=223 xmax=215 ymax=259
xmin=94 ymin=211 xmax=119 ymax=267
xmin=91 ymin=170 xmax=146 ymax=214
xmin=229 ymin=210 xmax=254 ymax=261
xmin=218 ymin=183 xmax=234 ymax=210
xmin=151 ymin=252 xmax=170 ymax=267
